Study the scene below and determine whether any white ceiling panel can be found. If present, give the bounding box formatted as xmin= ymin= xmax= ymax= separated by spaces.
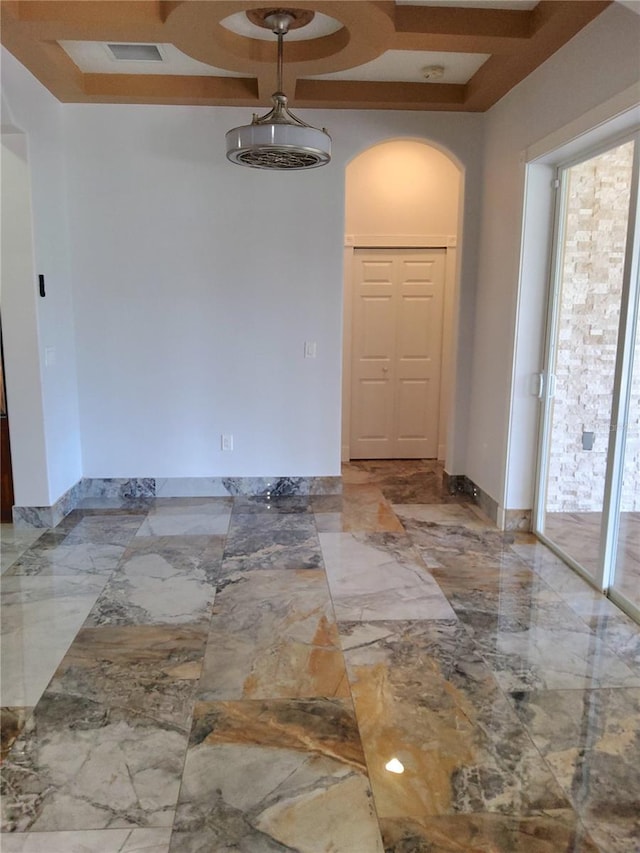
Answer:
xmin=59 ymin=41 xmax=251 ymax=77
xmin=305 ymin=49 xmax=490 ymax=84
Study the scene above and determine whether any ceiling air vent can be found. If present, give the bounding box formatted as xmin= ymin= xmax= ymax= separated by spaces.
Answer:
xmin=107 ymin=43 xmax=163 ymax=62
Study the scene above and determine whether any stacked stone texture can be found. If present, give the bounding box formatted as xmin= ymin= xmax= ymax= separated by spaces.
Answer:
xmin=547 ymin=141 xmax=639 ymax=514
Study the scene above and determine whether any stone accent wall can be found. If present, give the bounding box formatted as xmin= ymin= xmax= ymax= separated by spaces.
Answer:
xmin=547 ymin=140 xmax=639 ymax=513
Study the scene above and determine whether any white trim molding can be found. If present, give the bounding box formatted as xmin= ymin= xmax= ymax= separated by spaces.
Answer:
xmin=344 ymin=234 xmax=456 ymax=249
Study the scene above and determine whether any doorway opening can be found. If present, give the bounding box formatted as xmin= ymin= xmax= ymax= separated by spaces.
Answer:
xmin=342 ymin=139 xmax=463 ymax=465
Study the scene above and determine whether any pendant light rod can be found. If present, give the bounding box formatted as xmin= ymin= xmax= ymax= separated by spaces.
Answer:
xmin=264 ymin=10 xmax=293 ymax=94
xmin=277 ymin=29 xmax=284 ymax=92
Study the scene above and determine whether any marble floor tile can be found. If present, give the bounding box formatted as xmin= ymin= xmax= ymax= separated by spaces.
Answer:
xmin=584 ymin=611 xmax=640 ymax=670
xmin=1 ymin=694 xmax=187 ymax=832
xmin=379 ymin=811 xmax=600 ymax=852
xmin=320 ymin=532 xmax=456 ymax=621
xmin=1 ymin=575 xmax=108 ymax=706
xmin=84 ymin=536 xmax=223 ymax=627
xmin=342 ymin=461 xmax=459 ymax=505
xmin=198 ymin=569 xmax=349 ymax=700
xmin=47 ymin=625 xmax=207 ymax=729
xmin=1 ymin=480 xmax=638 ymax=849
xmin=430 ymin=563 xmax=545 ymax=600
xmin=135 ymin=499 xmax=232 ymax=537
xmin=393 ymin=502 xmax=492 ymax=530
xmin=55 ymin=508 xmax=148 ymax=532
xmin=340 ymin=620 xmax=570 ymax=819
xmin=510 ymin=688 xmax=640 ymax=852
xmin=449 ymin=586 xmax=589 ymax=632
xmin=63 ymin=515 xmax=145 ymax=546
xmin=584 ymin=819 xmax=640 ymax=853
xmin=1 ymin=708 xmax=33 ymax=763
xmin=403 ymin=521 xmax=525 ymax=572
xmin=169 ymin=698 xmax=383 ymax=852
xmin=221 ymin=513 xmax=324 ymax=573
xmin=0 ymin=827 xmax=171 ymax=852
xmin=343 ymin=459 xmax=442 ymax=482
xmin=1 ymin=526 xmax=45 ymax=575
xmin=466 ymin=606 xmax=640 ymax=691
xmin=313 ymin=484 xmax=404 ymax=533
xmin=379 ymin=473 xmax=460 ymax=505
xmin=511 ymin=543 xmax=601 ymax=594
xmin=4 ymin=540 xmax=126 ymax=578
xmin=232 ymin=495 xmax=312 ymax=514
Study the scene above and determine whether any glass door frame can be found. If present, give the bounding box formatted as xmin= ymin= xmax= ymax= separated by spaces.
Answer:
xmin=533 ymin=129 xmax=640 ymax=622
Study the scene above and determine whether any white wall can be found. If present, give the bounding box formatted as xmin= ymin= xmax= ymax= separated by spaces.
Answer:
xmin=63 ymin=105 xmax=482 ymax=479
xmin=345 ymin=139 xmax=460 ymax=237
xmin=1 ymin=49 xmax=82 ymax=505
xmin=470 ymin=3 xmax=640 ymax=512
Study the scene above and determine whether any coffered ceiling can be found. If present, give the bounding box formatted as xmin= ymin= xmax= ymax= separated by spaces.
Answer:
xmin=1 ymin=1 xmax=612 ymax=111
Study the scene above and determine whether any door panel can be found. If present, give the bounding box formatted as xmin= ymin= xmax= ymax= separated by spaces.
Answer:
xmin=360 ymin=296 xmax=394 ymax=358
xmin=351 ymin=249 xmax=445 ymax=458
xmin=536 ymin=136 xmax=638 ymax=607
xmin=359 ymin=380 xmax=393 ymax=441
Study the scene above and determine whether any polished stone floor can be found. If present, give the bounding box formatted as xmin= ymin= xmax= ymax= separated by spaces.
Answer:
xmin=1 ymin=460 xmax=639 ymax=852
xmin=545 ymin=510 xmax=640 ymax=609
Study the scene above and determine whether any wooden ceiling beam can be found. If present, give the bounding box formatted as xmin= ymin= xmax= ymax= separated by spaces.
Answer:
xmin=0 ymin=8 xmax=86 ymax=100
xmin=463 ymin=0 xmax=611 ymax=111
xmin=3 ymin=1 xmax=166 ymax=42
xmin=81 ymin=73 xmax=260 ymax=106
xmin=295 ymin=78 xmax=468 ymax=111
xmin=393 ymin=5 xmax=533 ymax=54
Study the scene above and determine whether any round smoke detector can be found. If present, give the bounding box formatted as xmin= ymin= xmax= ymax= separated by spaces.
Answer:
xmin=422 ymin=65 xmax=445 ymax=81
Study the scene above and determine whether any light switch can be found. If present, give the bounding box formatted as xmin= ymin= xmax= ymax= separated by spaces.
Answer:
xmin=304 ymin=341 xmax=317 ymax=359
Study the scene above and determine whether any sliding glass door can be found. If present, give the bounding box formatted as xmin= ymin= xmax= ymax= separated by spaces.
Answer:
xmin=535 ymin=132 xmax=640 ymax=620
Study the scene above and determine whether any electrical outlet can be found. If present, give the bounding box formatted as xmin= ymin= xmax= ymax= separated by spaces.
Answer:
xmin=221 ymin=434 xmax=233 ymax=452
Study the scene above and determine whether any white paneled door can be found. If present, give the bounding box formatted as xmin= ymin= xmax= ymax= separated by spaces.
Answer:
xmin=350 ymin=248 xmax=445 ymax=458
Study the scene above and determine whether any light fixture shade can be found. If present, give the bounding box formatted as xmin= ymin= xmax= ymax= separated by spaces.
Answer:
xmin=226 ymin=119 xmax=331 ymax=170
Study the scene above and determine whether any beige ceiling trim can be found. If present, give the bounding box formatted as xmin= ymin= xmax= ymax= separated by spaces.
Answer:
xmin=0 ymin=0 xmax=612 ymax=112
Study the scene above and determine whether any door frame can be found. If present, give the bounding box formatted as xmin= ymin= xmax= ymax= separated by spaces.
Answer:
xmin=342 ymin=233 xmax=458 ymax=462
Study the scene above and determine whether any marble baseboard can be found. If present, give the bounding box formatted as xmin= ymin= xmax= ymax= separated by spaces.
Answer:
xmin=443 ymin=473 xmax=532 ymax=532
xmin=442 ymin=473 xmax=499 ymax=525
xmin=81 ymin=478 xmax=156 ymax=500
xmin=12 ymin=476 xmax=342 ymax=530
xmin=12 ymin=480 xmax=83 ymax=530
xmin=157 ymin=476 xmax=341 ymax=498
xmin=504 ymin=509 xmax=532 ymax=531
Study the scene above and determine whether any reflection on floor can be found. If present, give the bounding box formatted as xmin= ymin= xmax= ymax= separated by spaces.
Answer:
xmin=1 ymin=460 xmax=639 ymax=852
xmin=545 ymin=511 xmax=640 ymax=607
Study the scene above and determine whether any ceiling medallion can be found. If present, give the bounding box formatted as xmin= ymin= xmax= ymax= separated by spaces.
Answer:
xmin=245 ymin=7 xmax=315 ymax=30
xmin=225 ymin=9 xmax=331 ymax=170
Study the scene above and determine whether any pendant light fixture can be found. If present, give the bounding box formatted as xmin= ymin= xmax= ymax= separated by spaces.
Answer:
xmin=225 ymin=10 xmax=331 ymax=170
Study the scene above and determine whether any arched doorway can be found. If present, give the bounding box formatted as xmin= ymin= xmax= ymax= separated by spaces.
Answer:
xmin=342 ymin=139 xmax=463 ymax=463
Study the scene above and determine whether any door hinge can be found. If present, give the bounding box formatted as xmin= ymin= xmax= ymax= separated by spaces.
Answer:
xmin=552 ymin=178 xmax=560 ymax=190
